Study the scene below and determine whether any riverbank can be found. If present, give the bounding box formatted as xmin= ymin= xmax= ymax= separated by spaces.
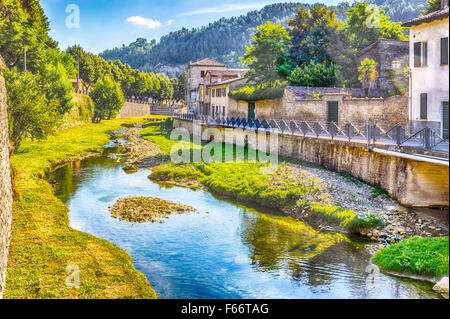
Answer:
xmin=6 ymin=116 xmax=161 ymax=299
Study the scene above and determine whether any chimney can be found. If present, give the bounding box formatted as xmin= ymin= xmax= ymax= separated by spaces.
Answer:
xmin=442 ymin=0 xmax=449 ymax=9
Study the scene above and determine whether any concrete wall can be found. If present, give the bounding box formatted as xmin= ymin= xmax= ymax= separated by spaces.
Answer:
xmin=0 ymin=60 xmax=13 ymax=299
xmin=174 ymin=118 xmax=449 ymax=207
xmin=117 ymin=101 xmax=151 ymax=118
xmin=409 ymin=17 xmax=449 ymax=134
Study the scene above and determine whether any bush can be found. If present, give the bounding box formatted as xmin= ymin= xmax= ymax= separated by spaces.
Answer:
xmin=228 ymin=81 xmax=286 ymax=101
xmin=373 ymin=236 xmax=449 ymax=278
xmin=287 ymin=61 xmax=336 ymax=87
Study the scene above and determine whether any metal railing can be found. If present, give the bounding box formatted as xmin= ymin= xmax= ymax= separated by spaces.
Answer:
xmin=173 ymin=113 xmax=449 ymax=156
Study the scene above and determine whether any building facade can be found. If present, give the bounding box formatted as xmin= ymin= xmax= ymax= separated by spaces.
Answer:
xmin=187 ymin=58 xmax=247 ymax=114
xmin=358 ymin=39 xmax=409 ymax=93
xmin=403 ymin=0 xmax=449 ymax=137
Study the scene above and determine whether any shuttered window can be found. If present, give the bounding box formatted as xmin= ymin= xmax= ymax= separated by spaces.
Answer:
xmin=212 ymin=89 xmax=215 ymax=97
xmin=441 ymin=37 xmax=449 ymax=65
xmin=414 ymin=42 xmax=421 ymax=67
xmin=420 ymin=93 xmax=428 ymax=120
xmin=422 ymin=42 xmax=428 ymax=66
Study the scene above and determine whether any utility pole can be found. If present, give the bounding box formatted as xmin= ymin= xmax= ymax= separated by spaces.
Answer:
xmin=76 ymin=54 xmax=80 ymax=91
xmin=23 ymin=46 xmax=27 ymax=72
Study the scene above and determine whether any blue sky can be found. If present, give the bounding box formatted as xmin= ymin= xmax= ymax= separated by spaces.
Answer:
xmin=41 ymin=0 xmax=351 ymax=54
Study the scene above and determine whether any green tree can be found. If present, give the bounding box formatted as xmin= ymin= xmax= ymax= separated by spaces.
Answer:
xmin=287 ymin=62 xmax=337 ymax=87
xmin=346 ymin=2 xmax=409 ymax=52
xmin=358 ymin=58 xmax=379 ymax=96
xmin=3 ymin=68 xmax=59 ymax=149
xmin=424 ymin=0 xmax=442 ymax=13
xmin=90 ymin=76 xmax=124 ymax=121
xmin=240 ymin=21 xmax=291 ymax=85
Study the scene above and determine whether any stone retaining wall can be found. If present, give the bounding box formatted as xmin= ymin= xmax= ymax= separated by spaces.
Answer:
xmin=0 ymin=59 xmax=13 ymax=299
xmin=118 ymin=102 xmax=151 ymax=118
xmin=174 ymin=118 xmax=449 ymax=207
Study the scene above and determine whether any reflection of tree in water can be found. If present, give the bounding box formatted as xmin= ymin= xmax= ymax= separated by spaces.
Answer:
xmin=240 ymin=209 xmax=344 ymax=277
xmin=49 ymin=153 xmax=120 ymax=203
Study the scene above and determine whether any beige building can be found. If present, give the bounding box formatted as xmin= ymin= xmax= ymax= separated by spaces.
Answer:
xmin=187 ymin=58 xmax=247 ymax=114
xmin=403 ymin=0 xmax=449 ymax=137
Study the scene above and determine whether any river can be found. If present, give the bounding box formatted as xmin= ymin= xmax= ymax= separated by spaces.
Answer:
xmin=48 ymin=140 xmax=440 ymax=299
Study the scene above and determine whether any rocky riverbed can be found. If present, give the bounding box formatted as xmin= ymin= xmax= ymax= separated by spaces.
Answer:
xmin=110 ymin=197 xmax=197 ymax=223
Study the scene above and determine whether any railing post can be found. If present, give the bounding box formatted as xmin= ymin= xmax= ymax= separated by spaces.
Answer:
xmin=366 ymin=121 xmax=371 ymax=151
xmin=395 ymin=125 xmax=401 ymax=146
xmin=424 ymin=127 xmax=431 ymax=150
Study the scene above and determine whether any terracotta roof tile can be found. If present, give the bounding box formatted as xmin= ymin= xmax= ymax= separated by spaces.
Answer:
xmin=188 ymin=58 xmax=226 ymax=67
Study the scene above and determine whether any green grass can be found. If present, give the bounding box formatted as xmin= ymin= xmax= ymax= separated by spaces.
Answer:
xmin=373 ymin=236 xmax=449 ymax=279
xmin=6 ymin=116 xmax=164 ymax=299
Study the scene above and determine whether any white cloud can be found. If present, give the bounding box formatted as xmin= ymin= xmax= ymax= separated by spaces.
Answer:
xmin=180 ymin=3 xmax=269 ymax=16
xmin=126 ymin=16 xmax=162 ymax=29
xmin=166 ymin=19 xmax=175 ymax=26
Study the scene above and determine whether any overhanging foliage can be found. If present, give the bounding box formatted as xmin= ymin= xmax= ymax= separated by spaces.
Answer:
xmin=228 ymin=82 xmax=286 ymax=101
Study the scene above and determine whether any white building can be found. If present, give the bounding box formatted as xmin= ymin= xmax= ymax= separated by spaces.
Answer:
xmin=403 ymin=0 xmax=449 ymax=138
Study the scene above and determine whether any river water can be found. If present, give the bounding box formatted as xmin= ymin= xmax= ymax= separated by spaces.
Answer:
xmin=49 ymin=143 xmax=440 ymax=299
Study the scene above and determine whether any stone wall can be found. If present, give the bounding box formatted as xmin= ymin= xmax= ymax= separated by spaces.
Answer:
xmin=227 ymin=90 xmax=408 ymax=127
xmin=0 ymin=58 xmax=13 ymax=299
xmin=117 ymin=101 xmax=151 ymax=118
xmin=358 ymin=39 xmax=409 ymax=92
xmin=173 ymin=118 xmax=449 ymax=207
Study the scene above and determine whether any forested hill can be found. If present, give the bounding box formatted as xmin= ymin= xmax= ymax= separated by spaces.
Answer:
xmin=100 ymin=1 xmax=425 ymax=76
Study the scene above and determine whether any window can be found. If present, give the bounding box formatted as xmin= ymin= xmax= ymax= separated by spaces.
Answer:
xmin=212 ymin=89 xmax=215 ymax=97
xmin=201 ymin=71 xmax=205 ymax=78
xmin=414 ymin=42 xmax=428 ymax=67
xmin=420 ymin=93 xmax=428 ymax=120
xmin=222 ymin=88 xmax=226 ymax=96
xmin=206 ymin=87 xmax=209 ymax=95
xmin=422 ymin=42 xmax=428 ymax=66
xmin=414 ymin=42 xmax=421 ymax=67
xmin=441 ymin=37 xmax=449 ymax=65
xmin=217 ymin=88 xmax=221 ymax=97
xmin=223 ymin=106 xmax=226 ymax=115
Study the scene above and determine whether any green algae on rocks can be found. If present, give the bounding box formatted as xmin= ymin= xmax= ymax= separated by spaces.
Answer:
xmin=110 ymin=197 xmax=197 ymax=223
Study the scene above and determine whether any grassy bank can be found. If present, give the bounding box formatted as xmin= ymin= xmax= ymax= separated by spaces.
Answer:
xmin=372 ymin=236 xmax=449 ymax=279
xmin=6 ymin=116 xmax=161 ymax=299
xmin=142 ymin=120 xmax=383 ymax=233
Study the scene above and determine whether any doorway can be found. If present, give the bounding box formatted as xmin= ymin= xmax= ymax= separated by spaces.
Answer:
xmin=248 ymin=102 xmax=255 ymax=121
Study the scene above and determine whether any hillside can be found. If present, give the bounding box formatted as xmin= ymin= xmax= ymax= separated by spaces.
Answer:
xmin=100 ymin=1 xmax=424 ymax=76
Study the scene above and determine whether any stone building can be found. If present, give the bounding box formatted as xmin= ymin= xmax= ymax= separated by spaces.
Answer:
xmin=225 ymin=86 xmax=408 ymax=127
xmin=357 ymin=39 xmax=409 ymax=93
xmin=187 ymin=58 xmax=247 ymax=113
xmin=0 ymin=55 xmax=13 ymax=299
xmin=403 ymin=0 xmax=449 ymax=137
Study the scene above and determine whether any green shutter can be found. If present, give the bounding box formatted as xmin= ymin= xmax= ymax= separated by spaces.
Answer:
xmin=441 ymin=37 xmax=449 ymax=65
xmin=414 ymin=42 xmax=422 ymax=67
xmin=248 ymin=102 xmax=255 ymax=121
xmin=420 ymin=93 xmax=428 ymax=120
xmin=327 ymin=101 xmax=339 ymax=123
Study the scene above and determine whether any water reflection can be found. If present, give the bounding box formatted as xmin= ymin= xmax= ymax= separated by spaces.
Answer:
xmin=48 ymin=150 xmax=440 ymax=299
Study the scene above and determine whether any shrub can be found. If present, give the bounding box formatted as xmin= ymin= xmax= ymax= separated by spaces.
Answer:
xmin=373 ymin=236 xmax=449 ymax=278
xmin=287 ymin=61 xmax=336 ymax=87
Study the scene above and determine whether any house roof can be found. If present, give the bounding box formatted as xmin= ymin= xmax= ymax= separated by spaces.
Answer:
xmin=208 ymin=78 xmax=245 ymax=87
xmin=402 ymin=6 xmax=449 ymax=27
xmin=205 ymin=70 xmax=247 ymax=77
xmin=286 ymin=86 xmax=389 ymax=98
xmin=188 ymin=58 xmax=226 ymax=67
xmin=358 ymin=39 xmax=408 ymax=57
